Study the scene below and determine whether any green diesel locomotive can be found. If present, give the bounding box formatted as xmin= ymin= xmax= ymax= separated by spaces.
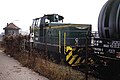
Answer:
xmin=30 ymin=14 xmax=92 ymax=66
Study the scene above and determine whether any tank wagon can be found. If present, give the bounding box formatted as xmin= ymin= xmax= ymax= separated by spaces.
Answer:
xmin=98 ymin=0 xmax=120 ymax=39
xmin=92 ymin=0 xmax=120 ymax=78
xmin=95 ymin=0 xmax=120 ymax=60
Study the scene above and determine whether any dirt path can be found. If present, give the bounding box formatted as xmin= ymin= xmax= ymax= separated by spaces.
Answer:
xmin=0 ymin=50 xmax=49 ymax=80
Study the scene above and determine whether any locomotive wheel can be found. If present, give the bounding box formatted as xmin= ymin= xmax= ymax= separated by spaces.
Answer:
xmin=65 ymin=46 xmax=94 ymax=66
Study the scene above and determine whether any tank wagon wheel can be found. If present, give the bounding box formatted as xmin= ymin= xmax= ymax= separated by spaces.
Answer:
xmin=65 ymin=46 xmax=94 ymax=67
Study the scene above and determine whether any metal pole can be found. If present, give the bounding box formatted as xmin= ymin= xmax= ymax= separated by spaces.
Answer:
xmin=64 ymin=32 xmax=66 ymax=54
xmin=45 ymin=29 xmax=47 ymax=55
xmin=59 ymin=31 xmax=61 ymax=53
xmin=85 ymin=27 xmax=90 ymax=80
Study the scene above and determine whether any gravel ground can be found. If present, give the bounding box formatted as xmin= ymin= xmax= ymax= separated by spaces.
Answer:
xmin=0 ymin=50 xmax=49 ymax=80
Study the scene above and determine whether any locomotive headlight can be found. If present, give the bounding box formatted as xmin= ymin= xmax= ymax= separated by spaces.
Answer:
xmin=30 ymin=33 xmax=34 ymax=37
xmin=35 ymin=37 xmax=38 ymax=41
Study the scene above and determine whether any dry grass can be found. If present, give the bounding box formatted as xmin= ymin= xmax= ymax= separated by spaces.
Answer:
xmin=34 ymin=58 xmax=85 ymax=80
xmin=7 ymin=50 xmax=96 ymax=80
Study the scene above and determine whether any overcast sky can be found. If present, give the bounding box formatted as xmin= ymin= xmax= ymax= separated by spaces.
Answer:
xmin=0 ymin=0 xmax=108 ymax=33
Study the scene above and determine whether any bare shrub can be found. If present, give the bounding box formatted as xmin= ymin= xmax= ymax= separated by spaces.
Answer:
xmin=3 ymin=34 xmax=97 ymax=80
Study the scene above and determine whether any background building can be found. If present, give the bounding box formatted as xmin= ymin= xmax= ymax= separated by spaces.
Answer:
xmin=3 ymin=23 xmax=20 ymax=36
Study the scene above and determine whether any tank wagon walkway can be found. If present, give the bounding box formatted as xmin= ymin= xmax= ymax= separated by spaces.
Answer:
xmin=0 ymin=50 xmax=49 ymax=80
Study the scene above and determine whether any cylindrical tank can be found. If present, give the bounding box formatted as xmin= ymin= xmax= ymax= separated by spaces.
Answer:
xmin=98 ymin=0 xmax=120 ymax=39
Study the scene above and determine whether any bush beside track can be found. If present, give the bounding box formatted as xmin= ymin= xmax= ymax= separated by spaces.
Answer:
xmin=1 ymin=34 xmax=97 ymax=80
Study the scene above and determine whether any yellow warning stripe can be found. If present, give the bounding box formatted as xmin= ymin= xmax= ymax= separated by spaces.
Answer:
xmin=65 ymin=46 xmax=94 ymax=66
xmin=65 ymin=46 xmax=83 ymax=66
xmin=68 ymin=55 xmax=78 ymax=65
xmin=66 ymin=50 xmax=72 ymax=61
xmin=72 ymin=56 xmax=81 ymax=66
